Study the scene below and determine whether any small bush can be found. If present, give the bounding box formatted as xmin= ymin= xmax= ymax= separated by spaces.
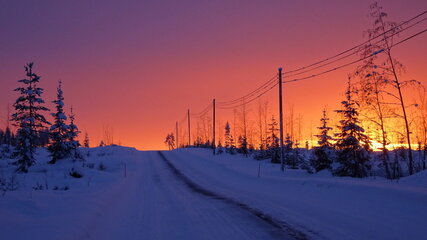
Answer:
xmin=1 ymin=175 xmax=19 ymax=196
xmin=86 ymin=163 xmax=95 ymax=169
xmin=69 ymin=168 xmax=83 ymax=178
xmin=33 ymin=183 xmax=44 ymax=190
xmin=98 ymin=162 xmax=107 ymax=171
xmin=53 ymin=185 xmax=69 ymax=191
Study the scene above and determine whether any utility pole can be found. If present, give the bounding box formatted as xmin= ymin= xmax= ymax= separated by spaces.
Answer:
xmin=176 ymin=121 xmax=179 ymax=148
xmin=278 ymin=68 xmax=285 ymax=171
xmin=188 ymin=109 xmax=191 ymax=147
xmin=213 ymin=99 xmax=216 ymax=155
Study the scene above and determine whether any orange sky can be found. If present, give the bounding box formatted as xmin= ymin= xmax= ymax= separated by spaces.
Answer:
xmin=1 ymin=0 xmax=426 ymax=150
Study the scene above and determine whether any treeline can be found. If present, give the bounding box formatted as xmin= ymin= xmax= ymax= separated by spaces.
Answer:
xmin=173 ymin=79 xmax=426 ymax=179
xmin=167 ymin=3 xmax=427 ymax=179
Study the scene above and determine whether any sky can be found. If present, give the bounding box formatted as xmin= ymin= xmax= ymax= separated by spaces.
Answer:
xmin=1 ymin=0 xmax=427 ymax=150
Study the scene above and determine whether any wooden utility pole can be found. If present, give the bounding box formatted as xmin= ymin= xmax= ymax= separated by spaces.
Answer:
xmin=278 ymin=68 xmax=285 ymax=171
xmin=176 ymin=121 xmax=179 ymax=148
xmin=188 ymin=109 xmax=191 ymax=147
xmin=213 ymin=99 xmax=216 ymax=155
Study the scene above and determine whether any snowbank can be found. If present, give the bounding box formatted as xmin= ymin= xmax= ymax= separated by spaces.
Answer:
xmin=0 ymin=146 xmax=138 ymax=240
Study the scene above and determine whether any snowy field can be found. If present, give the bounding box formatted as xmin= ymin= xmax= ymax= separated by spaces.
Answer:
xmin=0 ymin=146 xmax=426 ymax=240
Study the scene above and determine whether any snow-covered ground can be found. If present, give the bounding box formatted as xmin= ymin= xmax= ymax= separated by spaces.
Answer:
xmin=0 ymin=146 xmax=426 ymax=240
xmin=0 ymin=146 xmax=139 ymax=239
xmin=164 ymin=148 xmax=427 ymax=240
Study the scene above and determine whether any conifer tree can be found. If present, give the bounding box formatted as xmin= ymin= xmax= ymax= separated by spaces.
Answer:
xmin=83 ymin=132 xmax=90 ymax=148
xmin=48 ymin=81 xmax=69 ymax=164
xmin=237 ymin=135 xmax=248 ymax=155
xmin=311 ymin=108 xmax=334 ymax=172
xmin=0 ymin=127 xmax=14 ymax=158
xmin=0 ymin=129 xmax=12 ymax=158
xmin=37 ymin=127 xmax=50 ymax=147
xmin=217 ymin=141 xmax=224 ymax=154
xmin=4 ymin=127 xmax=12 ymax=146
xmin=67 ymin=107 xmax=83 ymax=160
xmin=224 ymin=122 xmax=235 ymax=154
xmin=284 ymin=134 xmax=298 ymax=168
xmin=12 ymin=63 xmax=50 ymax=172
xmin=266 ymin=115 xmax=280 ymax=163
xmin=334 ymin=79 xmax=371 ymax=178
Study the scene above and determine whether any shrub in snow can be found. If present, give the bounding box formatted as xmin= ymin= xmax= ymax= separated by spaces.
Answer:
xmin=0 ymin=144 xmax=12 ymax=159
xmin=0 ymin=174 xmax=19 ymax=195
xmin=69 ymin=167 xmax=83 ymax=178
xmin=33 ymin=183 xmax=44 ymax=190
xmin=86 ymin=163 xmax=95 ymax=169
xmin=53 ymin=185 xmax=69 ymax=191
xmin=98 ymin=162 xmax=107 ymax=171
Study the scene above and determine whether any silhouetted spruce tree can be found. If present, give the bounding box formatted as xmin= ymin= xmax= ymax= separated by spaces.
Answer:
xmin=284 ymin=134 xmax=298 ymax=168
xmin=0 ymin=127 xmax=15 ymax=158
xmin=0 ymin=129 xmax=12 ymax=158
xmin=12 ymin=63 xmax=50 ymax=172
xmin=224 ymin=122 xmax=235 ymax=154
xmin=266 ymin=115 xmax=280 ymax=163
xmin=37 ymin=127 xmax=50 ymax=147
xmin=67 ymin=107 xmax=83 ymax=161
xmin=217 ymin=141 xmax=224 ymax=154
xmin=311 ymin=108 xmax=334 ymax=172
xmin=48 ymin=81 xmax=70 ymax=164
xmin=83 ymin=132 xmax=90 ymax=148
xmin=237 ymin=135 xmax=248 ymax=155
xmin=334 ymin=79 xmax=371 ymax=178
xmin=4 ymin=127 xmax=13 ymax=146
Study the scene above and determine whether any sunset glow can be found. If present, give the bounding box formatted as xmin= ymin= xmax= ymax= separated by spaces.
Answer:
xmin=1 ymin=0 xmax=426 ymax=150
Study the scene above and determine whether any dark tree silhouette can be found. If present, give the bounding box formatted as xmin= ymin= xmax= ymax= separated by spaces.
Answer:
xmin=12 ymin=63 xmax=50 ymax=172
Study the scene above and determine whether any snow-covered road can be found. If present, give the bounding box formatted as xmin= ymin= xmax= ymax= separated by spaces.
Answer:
xmin=80 ymin=151 xmax=292 ymax=240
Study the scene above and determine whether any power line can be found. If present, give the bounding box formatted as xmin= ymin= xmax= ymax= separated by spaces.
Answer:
xmin=191 ymin=102 xmax=212 ymax=117
xmin=282 ymin=10 xmax=427 ymax=75
xmin=283 ymin=15 xmax=427 ymax=79
xmin=283 ymin=27 xmax=427 ymax=85
xmin=218 ymin=81 xmax=279 ymax=109
xmin=217 ymin=77 xmax=278 ymax=107
xmin=213 ymin=25 xmax=427 ymax=110
xmin=392 ymin=26 xmax=427 ymax=47
xmin=217 ymin=74 xmax=278 ymax=105
xmin=217 ymin=10 xmax=427 ymax=107
xmin=179 ymin=10 xmax=427 ymax=122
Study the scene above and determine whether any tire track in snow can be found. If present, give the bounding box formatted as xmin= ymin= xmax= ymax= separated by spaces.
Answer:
xmin=158 ymin=151 xmax=310 ymax=240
